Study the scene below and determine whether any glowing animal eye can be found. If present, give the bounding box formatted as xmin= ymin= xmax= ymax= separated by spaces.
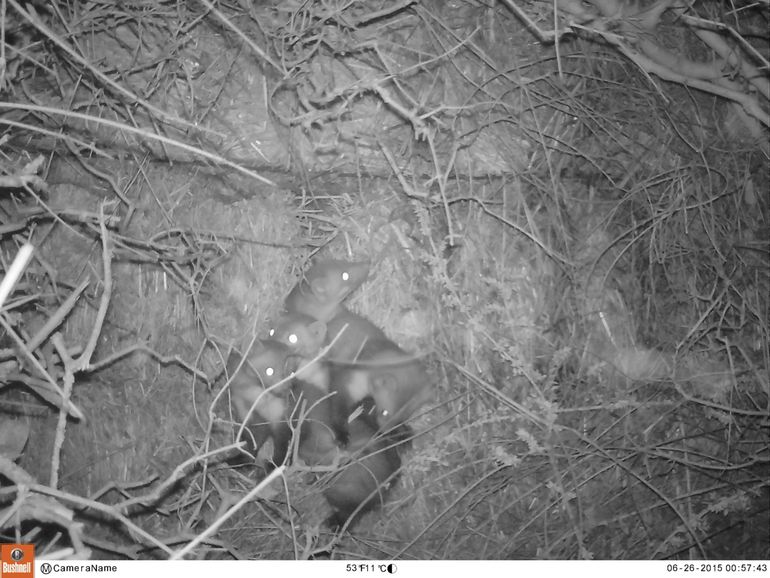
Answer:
xmin=289 ymin=333 xmax=298 ymax=344
xmin=269 ymin=328 xmax=275 ymax=337
xmin=265 ymin=367 xmax=275 ymax=377
xmin=342 ymin=272 xmax=350 ymax=281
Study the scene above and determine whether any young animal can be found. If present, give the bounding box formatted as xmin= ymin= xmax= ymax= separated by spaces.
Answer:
xmin=227 ymin=336 xmax=346 ymax=469
xmin=269 ymin=308 xmax=404 ymax=441
xmin=284 ymin=259 xmax=370 ymax=322
xmin=268 ymin=312 xmax=327 ymax=358
xmin=290 ymin=377 xmax=340 ymax=467
xmin=271 ymin=307 xmax=386 ymax=363
xmin=323 ymin=402 xmax=401 ymax=530
xmin=224 ymin=340 xmax=295 ymax=467
xmin=330 ymin=338 xmax=432 ymax=438
xmin=324 ymin=308 xmax=388 ymax=362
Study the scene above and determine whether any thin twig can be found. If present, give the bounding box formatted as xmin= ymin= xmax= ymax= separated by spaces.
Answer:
xmin=0 ymin=315 xmax=84 ymax=420
xmin=0 ymin=243 xmax=34 ymax=310
xmin=74 ymin=203 xmax=112 ymax=371
xmin=50 ymin=332 xmax=75 ymax=489
xmin=29 ymin=484 xmax=174 ymax=556
xmin=169 ymin=465 xmax=286 ymax=559
xmin=87 ymin=343 xmax=208 ymax=381
xmin=7 ymin=0 xmax=215 ymax=136
xmin=0 ymin=102 xmax=277 ymax=187
xmin=198 ymin=0 xmax=284 ymax=76
xmin=26 ymin=279 xmax=89 ymax=352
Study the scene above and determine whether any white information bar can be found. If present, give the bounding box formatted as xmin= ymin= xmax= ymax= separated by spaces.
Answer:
xmin=33 ymin=560 xmax=770 ymax=578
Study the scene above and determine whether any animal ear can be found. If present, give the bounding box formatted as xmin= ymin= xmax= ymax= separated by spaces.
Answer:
xmin=372 ymin=373 xmax=397 ymax=391
xmin=282 ymin=354 xmax=297 ymax=375
xmin=309 ymin=320 xmax=327 ymax=343
xmin=225 ymin=349 xmax=243 ymax=377
xmin=253 ymin=339 xmax=270 ymax=355
xmin=226 ymin=349 xmax=258 ymax=382
xmin=310 ymin=277 xmax=328 ymax=297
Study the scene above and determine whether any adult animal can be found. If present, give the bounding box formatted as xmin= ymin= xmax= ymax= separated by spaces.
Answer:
xmin=284 ymin=259 xmax=369 ymax=322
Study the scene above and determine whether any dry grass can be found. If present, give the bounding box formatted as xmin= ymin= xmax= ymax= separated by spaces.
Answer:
xmin=0 ymin=0 xmax=767 ymax=561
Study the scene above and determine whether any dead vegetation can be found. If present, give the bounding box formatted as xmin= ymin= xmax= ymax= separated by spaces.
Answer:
xmin=0 ymin=0 xmax=767 ymax=561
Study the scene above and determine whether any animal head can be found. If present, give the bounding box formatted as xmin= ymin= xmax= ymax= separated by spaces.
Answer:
xmin=303 ymin=259 xmax=369 ymax=304
xmin=224 ymin=342 xmax=292 ymax=430
xmin=226 ymin=339 xmax=293 ymax=393
xmin=371 ymin=372 xmax=432 ymax=432
xmin=269 ymin=312 xmax=327 ymax=358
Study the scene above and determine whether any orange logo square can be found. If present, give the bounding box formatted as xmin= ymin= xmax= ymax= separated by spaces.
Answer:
xmin=0 ymin=544 xmax=34 ymax=578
